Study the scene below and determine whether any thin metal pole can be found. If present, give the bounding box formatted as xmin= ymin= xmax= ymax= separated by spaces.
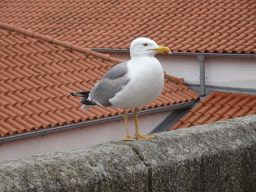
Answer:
xmin=197 ymin=55 xmax=206 ymax=96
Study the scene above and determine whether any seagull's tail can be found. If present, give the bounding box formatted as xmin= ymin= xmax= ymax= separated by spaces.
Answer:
xmin=70 ymin=91 xmax=97 ymax=109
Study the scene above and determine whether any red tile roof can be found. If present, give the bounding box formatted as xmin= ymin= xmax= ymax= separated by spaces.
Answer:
xmin=0 ymin=24 xmax=199 ymax=137
xmin=169 ymin=91 xmax=256 ymax=130
xmin=0 ymin=0 xmax=255 ymax=53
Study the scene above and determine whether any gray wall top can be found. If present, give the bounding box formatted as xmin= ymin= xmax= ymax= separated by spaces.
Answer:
xmin=1 ymin=114 xmax=256 ymax=192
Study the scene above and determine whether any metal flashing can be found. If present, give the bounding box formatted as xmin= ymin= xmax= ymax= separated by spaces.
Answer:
xmin=150 ymin=99 xmax=201 ymax=134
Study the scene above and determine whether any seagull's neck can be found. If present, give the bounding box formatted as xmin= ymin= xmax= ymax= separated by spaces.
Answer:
xmin=129 ymin=55 xmax=160 ymax=69
xmin=130 ymin=51 xmax=156 ymax=58
xmin=130 ymin=54 xmax=156 ymax=61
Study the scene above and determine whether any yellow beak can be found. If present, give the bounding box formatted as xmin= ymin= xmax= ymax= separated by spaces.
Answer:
xmin=152 ymin=46 xmax=171 ymax=54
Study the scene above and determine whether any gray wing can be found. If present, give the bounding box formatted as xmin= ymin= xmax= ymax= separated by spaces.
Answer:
xmin=90 ymin=61 xmax=130 ymax=107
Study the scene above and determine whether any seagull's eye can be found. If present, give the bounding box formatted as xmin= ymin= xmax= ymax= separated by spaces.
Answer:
xmin=143 ymin=43 xmax=148 ymax=47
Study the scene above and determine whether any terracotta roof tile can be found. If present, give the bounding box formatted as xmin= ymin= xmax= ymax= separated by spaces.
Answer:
xmin=169 ymin=91 xmax=256 ymax=131
xmin=0 ymin=0 xmax=255 ymax=53
xmin=0 ymin=25 xmax=199 ymax=137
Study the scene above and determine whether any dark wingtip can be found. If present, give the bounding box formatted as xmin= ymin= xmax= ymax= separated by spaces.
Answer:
xmin=70 ymin=91 xmax=90 ymax=97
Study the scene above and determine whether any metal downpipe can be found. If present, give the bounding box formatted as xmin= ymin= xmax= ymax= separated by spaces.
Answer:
xmin=197 ymin=55 xmax=206 ymax=97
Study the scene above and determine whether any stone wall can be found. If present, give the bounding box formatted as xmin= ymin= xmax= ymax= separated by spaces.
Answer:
xmin=1 ymin=114 xmax=256 ymax=192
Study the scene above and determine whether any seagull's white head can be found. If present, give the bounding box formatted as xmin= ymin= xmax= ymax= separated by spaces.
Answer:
xmin=130 ymin=37 xmax=171 ymax=58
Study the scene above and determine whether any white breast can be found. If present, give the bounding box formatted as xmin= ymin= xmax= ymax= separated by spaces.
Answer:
xmin=110 ymin=57 xmax=164 ymax=109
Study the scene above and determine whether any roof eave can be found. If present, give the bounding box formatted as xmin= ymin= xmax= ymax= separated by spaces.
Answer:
xmin=0 ymin=101 xmax=195 ymax=144
xmin=92 ymin=48 xmax=256 ymax=59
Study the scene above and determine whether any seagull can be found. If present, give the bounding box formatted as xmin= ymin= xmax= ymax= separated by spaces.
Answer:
xmin=70 ymin=37 xmax=171 ymax=141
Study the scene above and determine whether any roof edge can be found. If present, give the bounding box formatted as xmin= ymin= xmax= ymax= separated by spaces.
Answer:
xmin=184 ymin=83 xmax=256 ymax=96
xmin=92 ymin=48 xmax=256 ymax=58
xmin=0 ymin=22 xmax=123 ymax=63
xmin=0 ymin=101 xmax=195 ymax=144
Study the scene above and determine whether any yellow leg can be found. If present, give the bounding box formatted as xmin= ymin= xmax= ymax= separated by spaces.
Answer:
xmin=122 ymin=110 xmax=136 ymax=141
xmin=134 ymin=108 xmax=156 ymax=140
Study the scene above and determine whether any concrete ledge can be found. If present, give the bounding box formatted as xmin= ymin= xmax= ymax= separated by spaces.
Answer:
xmin=1 ymin=115 xmax=256 ymax=192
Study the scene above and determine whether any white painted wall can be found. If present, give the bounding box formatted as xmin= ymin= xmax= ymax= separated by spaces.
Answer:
xmin=0 ymin=111 xmax=169 ymax=161
xmin=205 ymin=57 xmax=256 ymax=89
xmin=157 ymin=55 xmax=200 ymax=84
xmin=111 ymin=53 xmax=256 ymax=89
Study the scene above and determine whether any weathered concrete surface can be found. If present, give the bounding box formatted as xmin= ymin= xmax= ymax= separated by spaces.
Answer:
xmin=1 ymin=114 xmax=256 ymax=192
xmin=124 ymin=114 xmax=256 ymax=192
xmin=0 ymin=143 xmax=148 ymax=192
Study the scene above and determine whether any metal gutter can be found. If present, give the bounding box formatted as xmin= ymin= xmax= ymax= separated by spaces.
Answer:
xmin=184 ymin=83 xmax=256 ymax=96
xmin=0 ymin=101 xmax=195 ymax=144
xmin=92 ymin=48 xmax=256 ymax=59
xmin=169 ymin=52 xmax=256 ymax=59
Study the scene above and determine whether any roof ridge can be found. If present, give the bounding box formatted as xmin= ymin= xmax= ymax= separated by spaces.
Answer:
xmin=0 ymin=22 xmax=123 ymax=64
